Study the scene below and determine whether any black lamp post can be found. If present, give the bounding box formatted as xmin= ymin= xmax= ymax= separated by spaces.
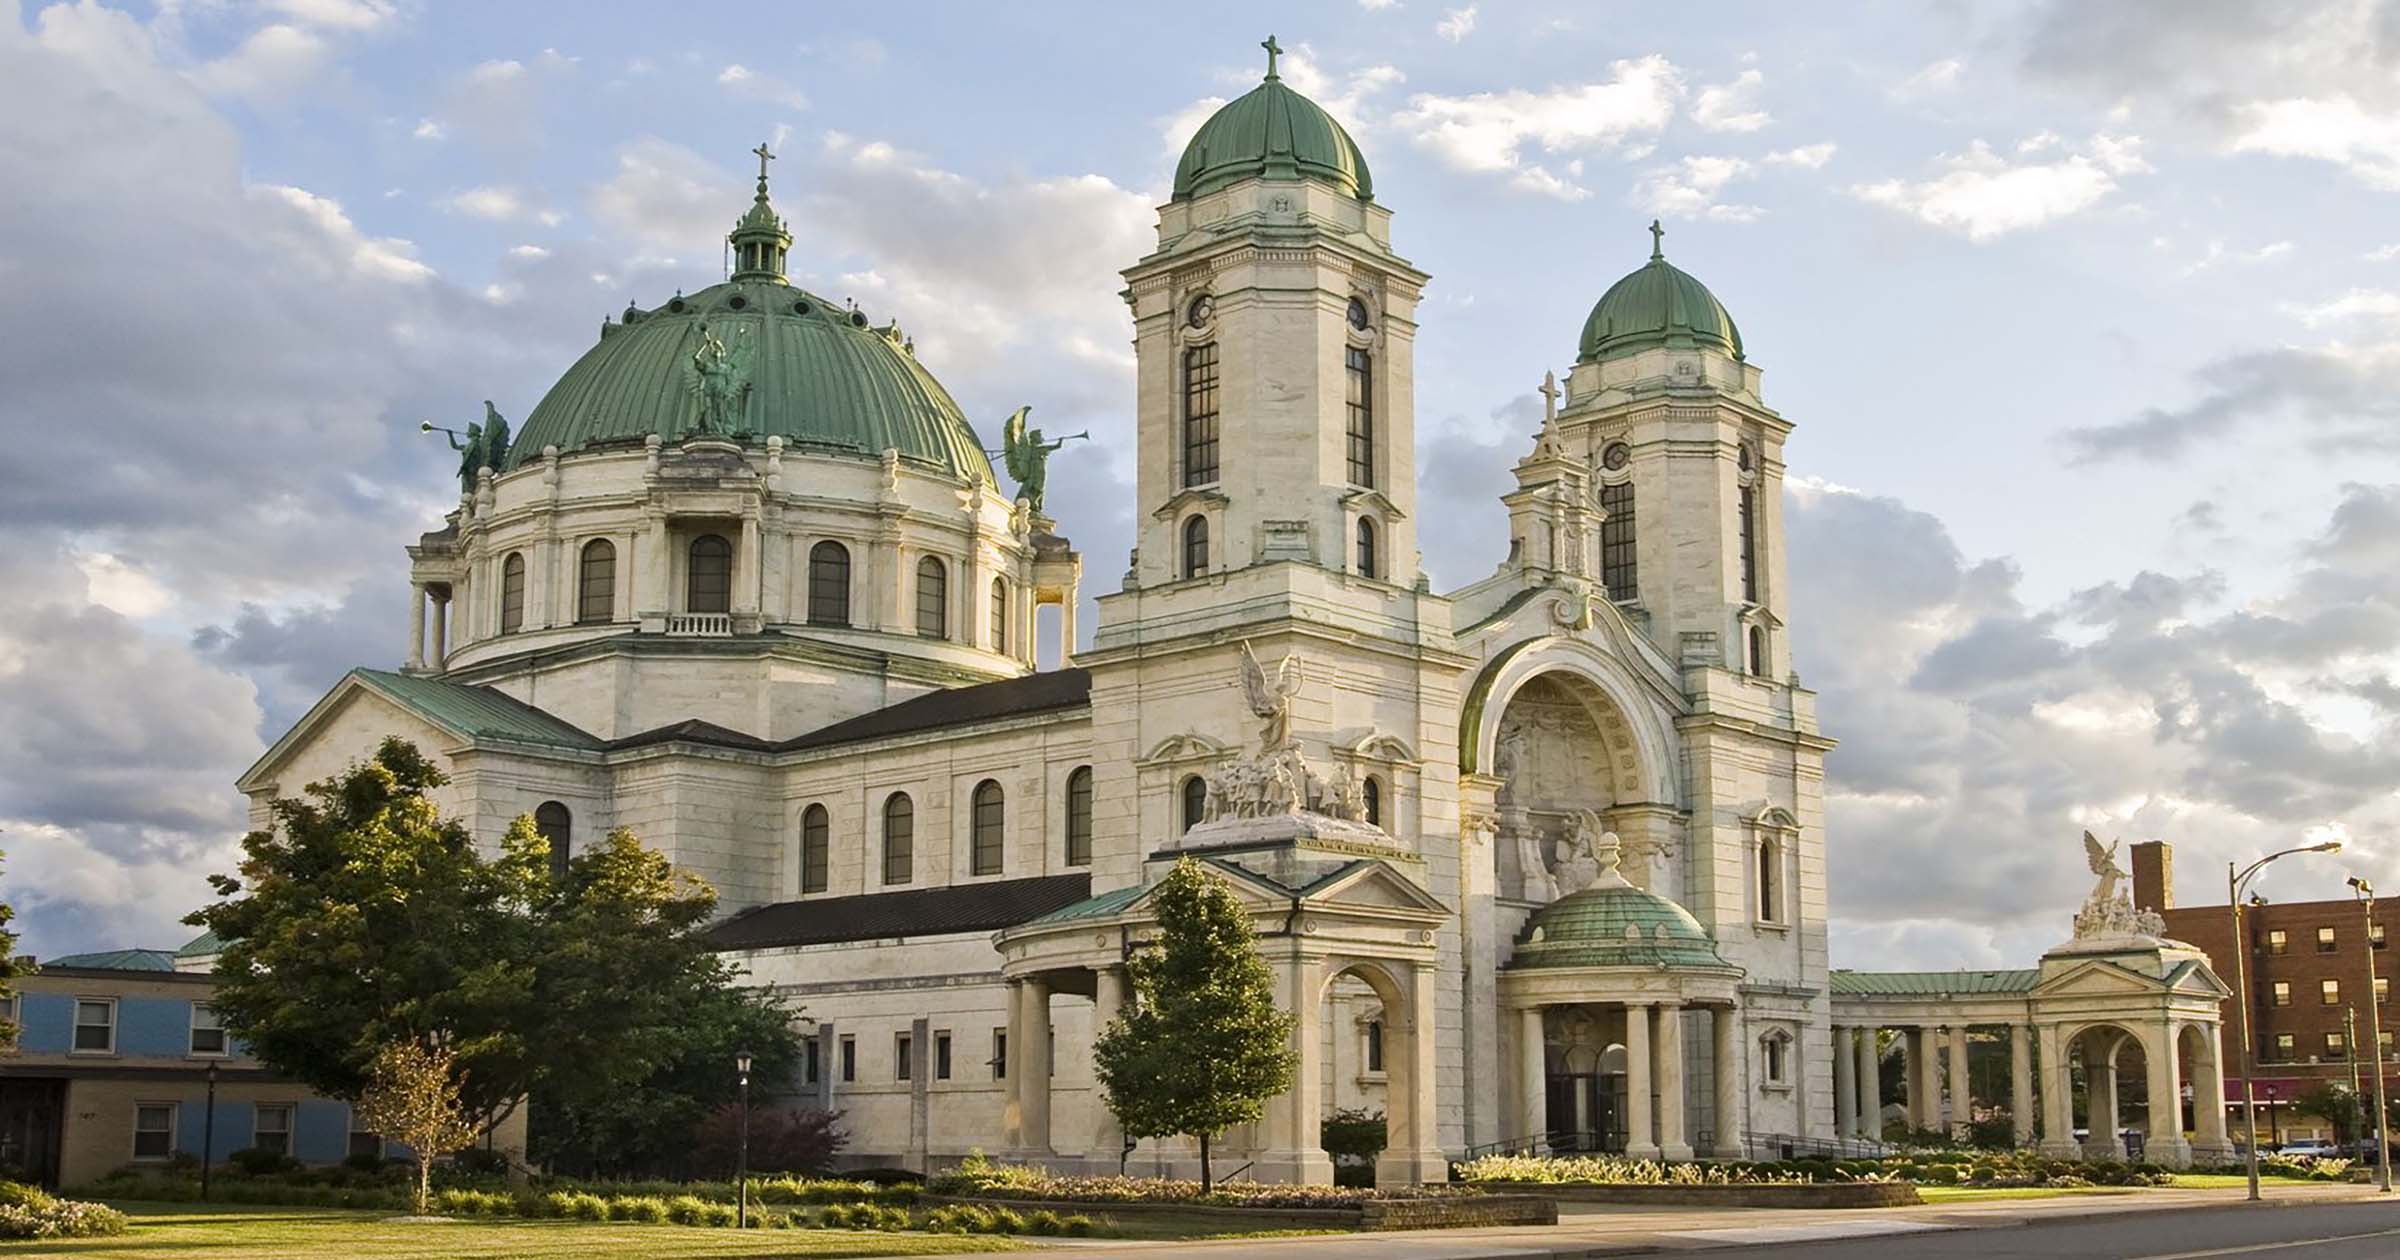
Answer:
xmin=735 ymin=1049 xmax=754 ymax=1228
xmin=2349 ymin=876 xmax=2392 ymax=1193
xmin=200 ymin=1061 xmax=219 ymax=1202
xmin=2229 ymin=842 xmax=2342 ymax=1200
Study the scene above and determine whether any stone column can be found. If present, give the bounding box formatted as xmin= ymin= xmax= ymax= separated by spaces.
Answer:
xmin=429 ymin=591 xmax=450 ymax=667
xmin=1000 ymin=980 xmax=1025 ymax=1152
xmin=907 ymin=1016 xmax=931 ymax=1174
xmin=407 ymin=582 xmax=427 ymax=669
xmin=641 ymin=514 xmax=670 ymax=617
xmin=1946 ymin=1025 xmax=1973 ymax=1139
xmin=2010 ymin=1025 xmax=2035 ymax=1147
xmin=2145 ymin=1026 xmax=2191 ymax=1168
xmin=1517 ymin=1006 xmax=1547 ymax=1146
xmin=1855 ymin=1026 xmax=1881 ymax=1140
xmin=2191 ymin=1025 xmax=2232 ymax=1161
xmin=736 ymin=512 xmax=763 ymax=616
xmin=2039 ymin=1025 xmax=2080 ymax=1158
xmin=1376 ymin=962 xmax=1446 ymax=1186
xmin=1833 ymin=1026 xmax=1857 ymax=1140
xmin=1656 ymin=1005 xmax=1691 ymax=1161
xmin=1089 ymin=967 xmax=1128 ymax=1173
xmin=1258 ymin=954 xmax=1332 ymax=1184
xmin=1020 ymin=978 xmax=1054 ymax=1157
xmin=1623 ymin=1002 xmax=1657 ymax=1159
xmin=814 ymin=1022 xmax=837 ymax=1115
xmin=1712 ymin=1007 xmax=1743 ymax=1157
xmin=1910 ymin=1026 xmax=1939 ymax=1133
xmin=2085 ymin=1038 xmax=2123 ymax=1160
xmin=1057 ymin=594 xmax=1078 ymax=666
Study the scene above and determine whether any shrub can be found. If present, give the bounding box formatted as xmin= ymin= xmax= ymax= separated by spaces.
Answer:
xmin=664 ymin=1194 xmax=711 ymax=1226
xmin=983 ymin=1206 xmax=1027 ymax=1234
xmin=343 ymin=1152 xmax=388 ymax=1174
xmin=1063 ymin=1213 xmax=1096 ymax=1236
xmin=609 ymin=1195 xmax=669 ymax=1223
xmin=0 ymin=1195 xmax=128 ymax=1240
xmin=924 ymin=1204 xmax=978 ymax=1234
xmin=450 ymin=1147 xmax=512 ymax=1178
xmin=689 ymin=1106 xmax=848 ymax=1179
xmin=698 ymin=1200 xmax=738 ymax=1227
xmin=816 ymin=1202 xmax=855 ymax=1229
xmin=1028 ymin=1209 xmax=1068 ymax=1235
xmin=563 ymin=1191 xmax=610 ymax=1221
xmin=1455 ymin=1153 xmax=1804 ymax=1186
xmin=226 ymin=1147 xmax=300 ymax=1177
xmin=0 ymin=1182 xmax=53 ymax=1212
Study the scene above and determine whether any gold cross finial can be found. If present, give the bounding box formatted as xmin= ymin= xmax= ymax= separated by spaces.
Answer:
xmin=1262 ymin=35 xmax=1282 ymax=80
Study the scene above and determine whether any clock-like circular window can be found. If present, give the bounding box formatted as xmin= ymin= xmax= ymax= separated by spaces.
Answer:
xmin=1602 ymin=442 xmax=1632 ymax=471
xmin=1187 ymin=294 xmax=1214 ymax=328
xmin=1346 ymin=297 xmax=1371 ymax=331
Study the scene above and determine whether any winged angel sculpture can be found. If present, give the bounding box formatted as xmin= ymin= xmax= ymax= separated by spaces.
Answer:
xmin=1239 ymin=640 xmax=1303 ymax=753
xmin=685 ymin=322 xmax=754 ymax=436
xmin=2072 ymin=829 xmax=2165 ymax=939
xmin=997 ymin=406 xmax=1086 ymax=514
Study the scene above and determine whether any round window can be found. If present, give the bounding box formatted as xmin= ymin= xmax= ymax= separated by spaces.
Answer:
xmin=1346 ymin=297 xmax=1371 ymax=331
xmin=1187 ymin=294 xmax=1214 ymax=328
xmin=1602 ymin=442 xmax=1632 ymax=471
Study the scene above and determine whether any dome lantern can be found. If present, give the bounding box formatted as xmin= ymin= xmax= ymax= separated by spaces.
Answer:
xmin=1576 ymin=221 xmax=1744 ymax=364
xmin=729 ymin=142 xmax=792 ymax=283
xmin=1170 ymin=36 xmax=1374 ymax=202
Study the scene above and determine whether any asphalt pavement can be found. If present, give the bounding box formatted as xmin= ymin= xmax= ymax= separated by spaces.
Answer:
xmin=1697 ymin=1196 xmax=2400 ymax=1258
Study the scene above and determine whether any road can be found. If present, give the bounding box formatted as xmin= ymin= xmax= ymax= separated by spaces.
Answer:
xmin=1694 ymin=1197 xmax=2400 ymax=1258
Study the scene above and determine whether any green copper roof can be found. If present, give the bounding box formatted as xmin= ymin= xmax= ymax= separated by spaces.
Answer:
xmin=1027 ymin=883 xmax=1148 ymax=926
xmin=43 ymin=948 xmax=177 ymax=972
xmin=352 ymin=669 xmax=600 ymax=750
xmin=1509 ymin=883 xmax=1735 ymax=972
xmin=177 ymin=930 xmax=223 ymax=959
xmin=1577 ymin=225 xmax=1744 ymax=364
xmin=1829 ymin=969 xmax=2041 ymax=996
xmin=1172 ymin=40 xmax=1373 ymax=202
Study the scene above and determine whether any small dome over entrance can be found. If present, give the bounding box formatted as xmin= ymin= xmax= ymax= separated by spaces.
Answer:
xmin=1510 ymin=832 xmax=1734 ymax=971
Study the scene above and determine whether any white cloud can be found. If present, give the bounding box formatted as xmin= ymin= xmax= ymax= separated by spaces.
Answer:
xmin=252 ymin=184 xmax=434 ymax=282
xmin=1274 ymin=48 xmax=1403 ymax=133
xmin=442 ymin=185 xmax=525 ymax=221
xmin=411 ymin=117 xmax=443 ymax=140
xmin=2228 ymin=95 xmax=2400 ymax=190
xmin=1633 ymin=155 xmax=1762 ymax=222
xmin=1392 ymin=55 xmax=1684 ymax=199
xmin=718 ymin=63 xmax=810 ymax=111
xmin=2365 ymin=243 xmax=2400 ymax=262
xmin=1436 ymin=6 xmax=1477 ymax=42
xmin=1359 ymin=0 xmax=1401 ymax=8
xmin=1852 ymin=134 xmax=2149 ymax=241
xmin=2182 ymin=238 xmax=2294 ymax=275
xmin=1691 ymin=69 xmax=1769 ymax=132
xmin=2283 ymin=288 xmax=2400 ymax=327
xmin=1764 ymin=142 xmax=1836 ymax=168
xmin=264 ymin=0 xmax=399 ymax=31
xmin=1890 ymin=56 xmax=1963 ymax=100
xmin=1161 ymin=95 xmax=1227 ymax=155
xmin=187 ymin=22 xmax=328 ymax=101
xmin=508 ymin=244 xmax=550 ymax=259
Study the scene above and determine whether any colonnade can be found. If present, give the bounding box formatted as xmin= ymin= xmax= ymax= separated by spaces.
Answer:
xmin=1512 ymin=1002 xmax=1744 ymax=1160
xmin=1830 ymin=1023 xmax=2034 ymax=1145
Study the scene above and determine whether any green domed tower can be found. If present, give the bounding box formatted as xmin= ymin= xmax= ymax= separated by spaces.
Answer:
xmin=1577 ymin=221 xmax=1744 ymax=363
xmin=1171 ymin=40 xmax=1373 ymax=202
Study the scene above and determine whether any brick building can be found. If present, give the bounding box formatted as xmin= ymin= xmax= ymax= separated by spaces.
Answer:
xmin=2132 ymin=841 xmax=2393 ymax=1144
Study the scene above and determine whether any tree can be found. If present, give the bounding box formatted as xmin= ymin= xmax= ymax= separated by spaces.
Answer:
xmin=690 ymin=1105 xmax=846 ymax=1179
xmin=2295 ymin=1081 xmax=2360 ymax=1144
xmin=188 ymin=738 xmax=801 ymax=1159
xmin=0 ymin=851 xmax=25 ymax=1049
xmin=1093 ymin=857 xmax=1296 ymax=1189
xmin=357 ymin=1040 xmax=480 ymax=1216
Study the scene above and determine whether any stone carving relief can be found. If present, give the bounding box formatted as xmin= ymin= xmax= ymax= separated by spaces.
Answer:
xmin=1188 ymin=644 xmax=1383 ymax=831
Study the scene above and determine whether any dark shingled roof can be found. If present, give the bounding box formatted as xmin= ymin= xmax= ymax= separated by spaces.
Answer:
xmin=706 ymin=874 xmax=1094 ymax=951
xmin=779 ymin=668 xmax=1090 ymax=752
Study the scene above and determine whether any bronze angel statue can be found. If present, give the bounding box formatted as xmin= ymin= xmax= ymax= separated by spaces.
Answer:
xmin=1238 ymin=640 xmax=1303 ymax=752
xmin=996 ymin=405 xmax=1086 ymax=513
xmin=684 ymin=322 xmax=754 ymax=436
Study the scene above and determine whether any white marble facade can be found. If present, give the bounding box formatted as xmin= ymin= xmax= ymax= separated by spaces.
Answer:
xmin=243 ymin=64 xmax=1847 ymax=1179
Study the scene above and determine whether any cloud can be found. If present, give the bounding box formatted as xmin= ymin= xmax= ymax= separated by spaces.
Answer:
xmin=1436 ymin=6 xmax=1477 ymax=42
xmin=1691 ymin=69 xmax=1769 ymax=132
xmin=187 ymin=21 xmax=329 ymax=101
xmin=1359 ymin=0 xmax=1401 ymax=8
xmin=426 ymin=49 xmax=578 ymax=150
xmin=2063 ymin=334 xmax=2400 ymax=462
xmin=1890 ymin=57 xmax=1964 ymax=100
xmin=1764 ymin=142 xmax=1836 ymax=168
xmin=2281 ymin=288 xmax=2400 ymax=326
xmin=2181 ymin=238 xmax=2294 ymax=275
xmin=2228 ymin=95 xmax=2400 ymax=190
xmin=718 ymin=63 xmax=810 ymax=111
xmin=1851 ymin=133 xmax=2149 ymax=241
xmin=441 ymin=185 xmax=528 ymax=221
xmin=1391 ymin=55 xmax=1685 ymax=199
xmin=264 ymin=0 xmax=400 ymax=31
xmin=1633 ymin=155 xmax=1762 ymax=222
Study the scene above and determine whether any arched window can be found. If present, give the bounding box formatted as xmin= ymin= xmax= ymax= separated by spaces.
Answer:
xmin=1355 ymin=518 xmax=1378 ymax=579
xmin=1599 ymin=480 xmax=1636 ymax=601
xmin=1180 ymin=775 xmax=1208 ymax=834
xmin=499 ymin=552 xmax=527 ymax=633
xmin=1757 ymin=835 xmax=1784 ymax=924
xmin=1064 ymin=766 xmax=1093 ymax=866
xmin=577 ymin=539 xmax=616 ymax=624
xmin=1345 ymin=345 xmax=1374 ymax=488
xmin=970 ymin=780 xmax=1004 ymax=876
xmin=882 ymin=793 xmax=914 ymax=886
xmin=800 ymin=803 xmax=830 ymax=894
xmin=809 ymin=541 xmax=851 ymax=627
xmin=1747 ymin=624 xmax=1767 ymax=677
xmin=989 ymin=578 xmax=1009 ymax=654
xmin=915 ymin=556 xmax=948 ymax=639
xmin=1363 ymin=775 xmax=1383 ymax=828
xmin=533 ymin=801 xmax=571 ymax=880
xmin=1365 ymin=1017 xmax=1385 ymax=1073
xmin=1182 ymin=515 xmax=1210 ymax=580
xmin=1182 ymin=342 xmax=1220 ymax=487
xmin=688 ymin=534 xmax=732 ymax=614
xmin=1761 ymin=1030 xmax=1792 ymax=1085
xmin=1738 ymin=483 xmax=1759 ymax=604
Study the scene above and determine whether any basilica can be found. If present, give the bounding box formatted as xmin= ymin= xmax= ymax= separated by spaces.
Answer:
xmin=242 ymin=49 xmax=2230 ymax=1181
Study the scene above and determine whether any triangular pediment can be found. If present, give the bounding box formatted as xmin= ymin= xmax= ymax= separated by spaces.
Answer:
xmin=1296 ymin=860 xmax=1451 ymax=918
xmin=238 ymin=673 xmax=450 ymax=793
xmin=2034 ymin=957 xmax=2175 ymax=998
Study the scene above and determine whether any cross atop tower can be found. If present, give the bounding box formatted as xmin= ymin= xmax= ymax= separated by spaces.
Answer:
xmin=1648 ymin=218 xmax=1665 ymax=261
xmin=1262 ymin=35 xmax=1282 ymax=81
xmin=752 ymin=142 xmax=775 ymax=195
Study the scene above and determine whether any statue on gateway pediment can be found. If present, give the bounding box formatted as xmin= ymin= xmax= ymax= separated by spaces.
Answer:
xmin=2072 ymin=830 xmax=2167 ymax=940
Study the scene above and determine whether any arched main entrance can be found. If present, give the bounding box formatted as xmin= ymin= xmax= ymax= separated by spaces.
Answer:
xmin=1314 ymin=957 xmax=1441 ymax=1186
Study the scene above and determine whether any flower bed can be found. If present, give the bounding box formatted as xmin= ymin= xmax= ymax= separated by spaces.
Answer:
xmin=925 ymin=1152 xmax=1556 ymax=1231
xmin=0 ymin=1182 xmax=129 ymax=1240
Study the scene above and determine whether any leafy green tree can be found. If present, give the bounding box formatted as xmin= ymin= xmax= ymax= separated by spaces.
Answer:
xmin=189 ymin=737 xmax=799 ymax=1156
xmin=0 ymin=851 xmax=24 ymax=1049
xmin=1093 ymin=857 xmax=1296 ymax=1189
xmin=356 ymin=1040 xmax=480 ymax=1215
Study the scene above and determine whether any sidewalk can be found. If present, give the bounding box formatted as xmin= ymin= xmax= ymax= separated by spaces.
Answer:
xmin=1008 ymin=1182 xmax=2386 ymax=1259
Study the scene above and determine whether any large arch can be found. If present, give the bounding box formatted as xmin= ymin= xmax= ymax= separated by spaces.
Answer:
xmin=1313 ymin=955 xmax=1439 ymax=1187
xmin=1460 ymin=636 xmax=1682 ymax=804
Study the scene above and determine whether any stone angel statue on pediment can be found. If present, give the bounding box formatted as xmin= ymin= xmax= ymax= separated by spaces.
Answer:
xmin=2083 ymin=830 xmax=2126 ymax=906
xmin=1238 ymin=640 xmax=1303 ymax=753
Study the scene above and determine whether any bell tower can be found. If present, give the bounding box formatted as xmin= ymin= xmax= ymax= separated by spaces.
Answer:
xmin=1115 ymin=39 xmax=1427 ymax=595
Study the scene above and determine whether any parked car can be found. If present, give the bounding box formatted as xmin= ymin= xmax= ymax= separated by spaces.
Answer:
xmin=2275 ymin=1138 xmax=2340 ymax=1158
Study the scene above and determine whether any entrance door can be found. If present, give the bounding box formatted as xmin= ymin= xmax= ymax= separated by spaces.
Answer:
xmin=0 ymin=1080 xmax=65 ymax=1188
xmin=1543 ymin=1073 xmax=1629 ymax=1152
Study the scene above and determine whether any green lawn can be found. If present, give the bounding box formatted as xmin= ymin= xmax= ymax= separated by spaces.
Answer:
xmin=6 ymin=1203 xmax=1022 ymax=1259
xmin=1912 ymin=1184 xmax=2144 ymax=1204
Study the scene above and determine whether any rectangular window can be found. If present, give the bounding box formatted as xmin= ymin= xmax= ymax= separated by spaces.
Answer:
xmin=2382 ymin=1029 xmax=2395 ymax=1057
xmin=254 ymin=1104 xmax=292 ymax=1156
xmin=2322 ymin=978 xmax=2342 ymax=1005
xmin=2326 ymin=1031 xmax=2349 ymax=1061
xmin=992 ymin=1029 xmax=1008 ymax=1080
xmin=2377 ymin=976 xmax=2390 ymax=1004
xmin=2270 ymin=1032 xmax=2295 ymax=1061
xmin=190 ymin=1004 xmax=227 ymax=1057
xmin=803 ymin=1038 xmax=821 ymax=1086
xmin=839 ymin=1035 xmax=856 ymax=1083
xmin=2267 ymin=929 xmax=2288 ymax=955
xmin=1344 ymin=346 xmax=1373 ymax=488
xmin=133 ymin=1103 xmax=174 ymax=1161
xmin=2374 ymin=922 xmax=2387 ymax=950
xmin=2271 ymin=981 xmax=2291 ymax=1007
xmin=935 ymin=1031 xmax=952 ymax=1081
xmin=895 ymin=1033 xmax=912 ymax=1081
xmin=347 ymin=1125 xmax=382 ymax=1161
xmin=0 ymin=994 xmax=18 ymax=1038
xmin=1365 ymin=1020 xmax=1384 ymax=1074
xmin=1181 ymin=342 xmax=1220 ymax=487
xmin=1738 ymin=483 xmax=1758 ymax=604
xmin=72 ymin=999 xmax=115 ymax=1053
xmin=1599 ymin=479 xmax=1637 ymax=601
xmin=2317 ymin=926 xmax=2338 ymax=953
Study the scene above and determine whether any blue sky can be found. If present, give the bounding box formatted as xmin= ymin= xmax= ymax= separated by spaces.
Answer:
xmin=1 ymin=0 xmax=2393 ymax=965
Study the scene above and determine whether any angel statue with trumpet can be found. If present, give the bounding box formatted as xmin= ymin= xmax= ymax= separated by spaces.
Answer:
xmin=994 ymin=406 xmax=1087 ymax=514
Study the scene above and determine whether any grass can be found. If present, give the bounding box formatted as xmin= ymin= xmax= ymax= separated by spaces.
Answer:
xmin=1911 ymin=1184 xmax=2144 ymax=1204
xmin=5 ymin=1202 xmax=1022 ymax=1259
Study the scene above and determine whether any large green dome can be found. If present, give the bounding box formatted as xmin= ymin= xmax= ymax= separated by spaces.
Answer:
xmin=1577 ymin=229 xmax=1744 ymax=364
xmin=1173 ymin=53 xmax=1373 ymax=202
xmin=1509 ymin=839 xmax=1735 ymax=972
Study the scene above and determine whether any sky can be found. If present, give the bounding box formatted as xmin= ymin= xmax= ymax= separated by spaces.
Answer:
xmin=1 ymin=0 xmax=2395 ymax=968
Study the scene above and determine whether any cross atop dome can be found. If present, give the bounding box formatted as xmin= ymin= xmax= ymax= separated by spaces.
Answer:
xmin=752 ymin=141 xmax=775 ymax=199
xmin=728 ymin=144 xmax=792 ymax=282
xmin=1649 ymin=218 xmax=1665 ymax=261
xmin=1262 ymin=34 xmax=1281 ymax=81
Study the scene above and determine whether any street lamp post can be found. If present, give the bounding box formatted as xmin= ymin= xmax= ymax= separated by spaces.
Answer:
xmin=735 ymin=1049 xmax=754 ymax=1228
xmin=200 ymin=1061 xmax=219 ymax=1202
xmin=2350 ymin=877 xmax=2392 ymax=1193
xmin=2229 ymin=842 xmax=2342 ymax=1201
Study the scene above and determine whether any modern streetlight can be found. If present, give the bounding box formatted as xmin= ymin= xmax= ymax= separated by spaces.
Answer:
xmin=2229 ymin=841 xmax=2342 ymax=1201
xmin=200 ymin=1061 xmax=219 ymax=1202
xmin=2349 ymin=876 xmax=2392 ymax=1193
xmin=735 ymin=1049 xmax=754 ymax=1228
